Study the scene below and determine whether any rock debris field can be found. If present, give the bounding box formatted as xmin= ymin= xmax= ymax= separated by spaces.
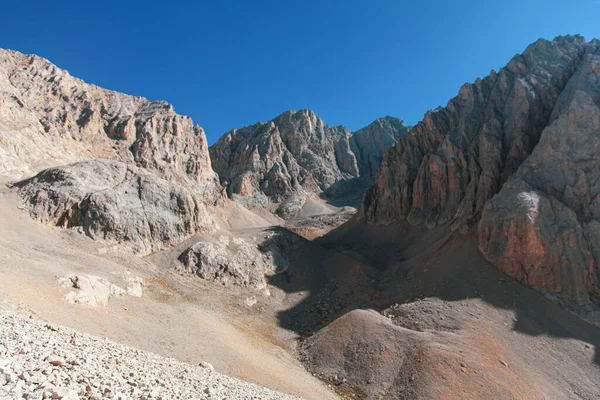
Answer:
xmin=0 ymin=310 xmax=299 ymax=400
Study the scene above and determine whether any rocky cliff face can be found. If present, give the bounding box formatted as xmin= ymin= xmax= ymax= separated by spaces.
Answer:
xmin=350 ymin=116 xmax=409 ymax=181
xmin=0 ymin=48 xmax=222 ymax=255
xmin=362 ymin=35 xmax=600 ymax=307
xmin=14 ymin=160 xmax=216 ymax=255
xmin=209 ymin=110 xmax=408 ymax=214
xmin=0 ymin=49 xmax=219 ymax=203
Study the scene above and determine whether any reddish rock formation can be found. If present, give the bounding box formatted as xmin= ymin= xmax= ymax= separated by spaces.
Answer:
xmin=479 ymin=43 xmax=600 ymax=303
xmin=362 ymin=35 xmax=600 ymax=307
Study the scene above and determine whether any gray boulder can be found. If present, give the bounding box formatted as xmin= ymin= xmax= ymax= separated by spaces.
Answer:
xmin=14 ymin=159 xmax=216 ymax=255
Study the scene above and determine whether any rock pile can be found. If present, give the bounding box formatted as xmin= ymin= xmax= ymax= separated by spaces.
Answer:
xmin=0 ymin=309 xmax=298 ymax=399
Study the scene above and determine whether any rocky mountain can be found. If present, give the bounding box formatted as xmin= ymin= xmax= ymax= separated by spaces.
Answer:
xmin=1 ymin=36 xmax=600 ymax=400
xmin=0 ymin=49 xmax=224 ymax=255
xmin=361 ymin=35 xmax=600 ymax=310
xmin=0 ymin=49 xmax=220 ymax=202
xmin=209 ymin=110 xmax=408 ymax=215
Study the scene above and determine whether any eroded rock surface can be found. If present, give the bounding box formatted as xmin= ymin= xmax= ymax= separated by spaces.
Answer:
xmin=209 ymin=110 xmax=407 ymax=215
xmin=361 ymin=35 xmax=600 ymax=307
xmin=0 ymin=48 xmax=220 ymax=204
xmin=364 ymin=35 xmax=592 ymax=228
xmin=178 ymin=236 xmax=270 ymax=288
xmin=58 ymin=273 xmax=144 ymax=307
xmin=479 ymin=44 xmax=600 ymax=304
xmin=14 ymin=159 xmax=216 ymax=255
xmin=177 ymin=229 xmax=306 ymax=288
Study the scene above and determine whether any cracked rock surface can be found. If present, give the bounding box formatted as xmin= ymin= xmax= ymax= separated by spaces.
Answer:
xmin=14 ymin=159 xmax=216 ymax=255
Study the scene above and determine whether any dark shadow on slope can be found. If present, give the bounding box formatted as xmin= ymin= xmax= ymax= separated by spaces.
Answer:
xmin=266 ymin=218 xmax=600 ymax=367
xmin=320 ymin=178 xmax=372 ymax=208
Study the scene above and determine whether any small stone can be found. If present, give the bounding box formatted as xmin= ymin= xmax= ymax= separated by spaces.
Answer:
xmin=204 ymin=386 xmax=218 ymax=395
xmin=199 ymin=361 xmax=214 ymax=371
xmin=49 ymin=358 xmax=66 ymax=367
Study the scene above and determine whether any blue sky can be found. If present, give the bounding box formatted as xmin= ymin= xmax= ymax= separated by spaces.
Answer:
xmin=2 ymin=0 xmax=599 ymax=144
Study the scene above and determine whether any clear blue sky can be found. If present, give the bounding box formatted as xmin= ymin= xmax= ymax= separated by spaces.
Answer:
xmin=2 ymin=0 xmax=599 ymax=144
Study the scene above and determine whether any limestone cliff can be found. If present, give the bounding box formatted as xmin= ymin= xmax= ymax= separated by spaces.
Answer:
xmin=0 ymin=48 xmax=219 ymax=203
xmin=0 ymin=48 xmax=222 ymax=255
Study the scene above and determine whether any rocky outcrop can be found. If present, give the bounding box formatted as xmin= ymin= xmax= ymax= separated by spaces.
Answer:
xmin=177 ymin=229 xmax=306 ymax=288
xmin=0 ymin=48 xmax=220 ymax=204
xmin=14 ymin=159 xmax=216 ymax=255
xmin=478 ymin=44 xmax=600 ymax=303
xmin=361 ymin=35 xmax=600 ymax=306
xmin=209 ymin=110 xmax=407 ymax=215
xmin=350 ymin=116 xmax=409 ymax=181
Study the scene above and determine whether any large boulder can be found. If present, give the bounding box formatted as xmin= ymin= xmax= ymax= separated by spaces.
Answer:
xmin=178 ymin=235 xmax=270 ymax=288
xmin=14 ymin=159 xmax=216 ymax=255
xmin=177 ymin=229 xmax=307 ymax=288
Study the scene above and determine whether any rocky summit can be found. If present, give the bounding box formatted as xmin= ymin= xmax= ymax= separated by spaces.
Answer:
xmin=1 ymin=35 xmax=600 ymax=400
xmin=209 ymin=109 xmax=408 ymax=217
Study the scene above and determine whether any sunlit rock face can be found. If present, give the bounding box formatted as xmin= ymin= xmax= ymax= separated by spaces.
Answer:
xmin=362 ymin=35 xmax=600 ymax=305
xmin=0 ymin=48 xmax=220 ymax=205
xmin=209 ymin=109 xmax=408 ymax=214
xmin=1 ymin=48 xmax=223 ymax=254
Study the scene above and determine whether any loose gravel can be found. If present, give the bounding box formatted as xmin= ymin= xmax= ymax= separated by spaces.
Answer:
xmin=0 ymin=309 xmax=299 ymax=399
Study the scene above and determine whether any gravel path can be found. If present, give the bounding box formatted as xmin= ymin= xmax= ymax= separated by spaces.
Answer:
xmin=0 ymin=309 xmax=300 ymax=399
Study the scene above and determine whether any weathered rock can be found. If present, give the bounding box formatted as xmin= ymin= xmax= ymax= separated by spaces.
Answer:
xmin=209 ymin=110 xmax=407 ymax=216
xmin=177 ymin=229 xmax=307 ymax=287
xmin=58 ymin=274 xmax=127 ymax=307
xmin=178 ymin=235 xmax=270 ymax=288
xmin=275 ymin=195 xmax=306 ymax=219
xmin=14 ymin=159 xmax=216 ymax=255
xmin=364 ymin=35 xmax=591 ymax=228
xmin=479 ymin=44 xmax=600 ymax=303
xmin=361 ymin=35 xmax=600 ymax=307
xmin=0 ymin=48 xmax=220 ymax=205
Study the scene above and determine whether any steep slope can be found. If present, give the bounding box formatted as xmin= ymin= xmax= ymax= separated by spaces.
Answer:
xmin=0 ymin=48 xmax=220 ymax=203
xmin=361 ymin=35 xmax=600 ymax=310
xmin=478 ymin=43 xmax=600 ymax=306
xmin=209 ymin=110 xmax=408 ymax=216
xmin=350 ymin=116 xmax=409 ymax=181
xmin=0 ymin=48 xmax=225 ymax=255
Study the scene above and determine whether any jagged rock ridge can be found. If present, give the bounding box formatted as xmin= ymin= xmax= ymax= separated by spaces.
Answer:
xmin=362 ymin=35 xmax=600 ymax=307
xmin=209 ymin=110 xmax=408 ymax=213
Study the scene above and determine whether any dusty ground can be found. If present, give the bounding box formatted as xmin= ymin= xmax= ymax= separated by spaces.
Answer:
xmin=0 ymin=184 xmax=338 ymax=400
xmin=296 ymin=219 xmax=600 ymax=399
